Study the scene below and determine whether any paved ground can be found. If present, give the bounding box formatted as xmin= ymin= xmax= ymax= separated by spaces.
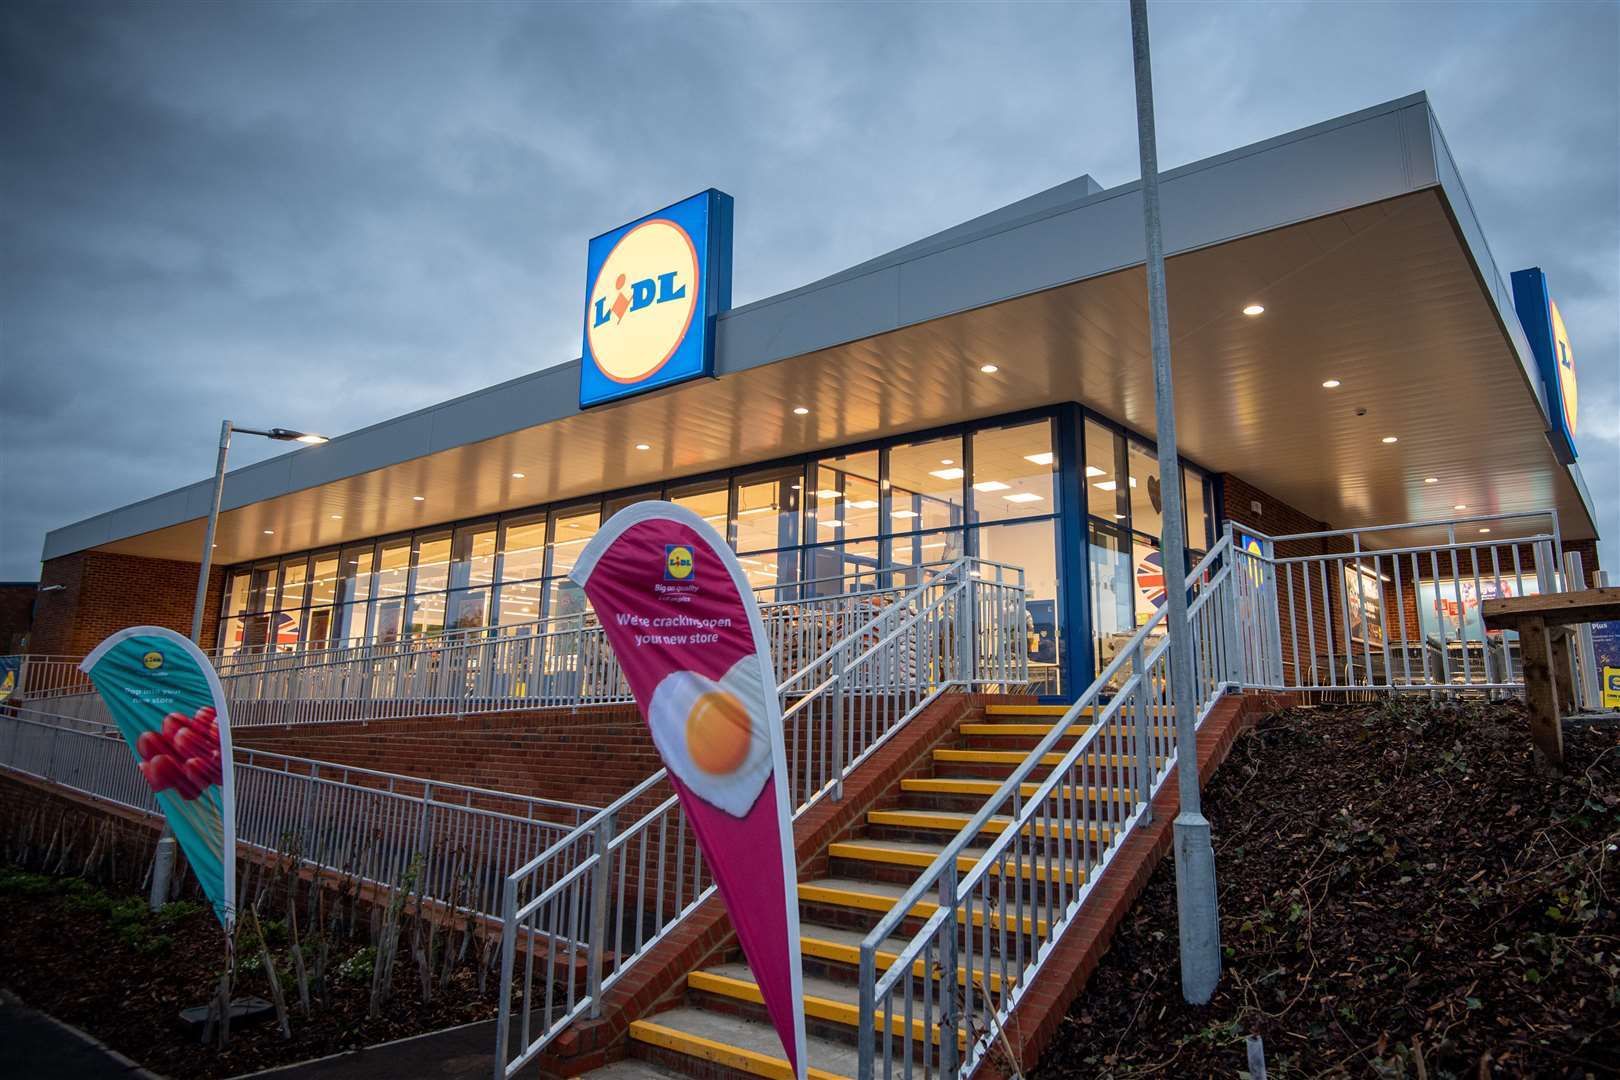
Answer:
xmin=0 ymin=989 xmax=155 ymax=1078
xmin=230 ymin=1019 xmax=497 ymax=1079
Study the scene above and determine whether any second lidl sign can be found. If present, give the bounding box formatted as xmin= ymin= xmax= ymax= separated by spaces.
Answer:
xmin=579 ymin=189 xmax=733 ymax=408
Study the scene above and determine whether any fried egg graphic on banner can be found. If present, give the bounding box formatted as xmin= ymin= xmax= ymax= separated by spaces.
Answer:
xmin=648 ymin=655 xmax=773 ymax=818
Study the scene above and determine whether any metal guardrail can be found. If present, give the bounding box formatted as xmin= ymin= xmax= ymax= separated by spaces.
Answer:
xmin=0 ymin=709 xmax=599 ymax=924
xmin=854 ymin=538 xmax=1241 ymax=1080
xmin=494 ymin=558 xmax=1029 ymax=1078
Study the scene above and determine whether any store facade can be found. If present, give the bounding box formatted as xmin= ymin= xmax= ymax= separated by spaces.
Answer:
xmin=33 ymin=93 xmax=1602 ymax=702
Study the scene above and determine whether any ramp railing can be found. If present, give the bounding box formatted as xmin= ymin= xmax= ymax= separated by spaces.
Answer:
xmin=494 ymin=558 xmax=1028 ymax=1079
xmin=0 ymin=707 xmax=599 ymax=924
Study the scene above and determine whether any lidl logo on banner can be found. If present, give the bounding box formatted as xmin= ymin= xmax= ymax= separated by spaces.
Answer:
xmin=665 ymin=544 xmax=696 ymax=581
xmin=580 ymin=190 xmax=734 ymax=408
xmin=1510 ymin=267 xmax=1578 ymax=463
xmin=142 ymin=650 xmax=165 ymax=671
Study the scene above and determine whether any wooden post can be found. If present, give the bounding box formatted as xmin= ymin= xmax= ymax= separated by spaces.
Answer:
xmin=1549 ymin=627 xmax=1577 ymax=715
xmin=1517 ymin=615 xmax=1563 ymax=765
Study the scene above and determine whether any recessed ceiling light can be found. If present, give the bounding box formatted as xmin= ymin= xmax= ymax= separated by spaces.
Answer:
xmin=1114 ymin=513 xmax=1126 ymax=520
xmin=1321 ymin=379 xmax=1341 ymax=389
xmin=1381 ymin=436 xmax=1398 ymax=444
xmin=1479 ymin=528 xmax=1491 ymax=534
xmin=892 ymin=509 xmax=919 ymax=519
xmin=1003 ymin=492 xmax=1044 ymax=504
xmin=979 ymin=363 xmax=999 ymax=374
xmin=847 ymin=499 xmax=879 ymax=510
xmin=331 ymin=514 xmax=342 ymax=520
xmin=973 ymin=480 xmax=1011 ymax=492
xmin=413 ymin=495 xmax=426 ymax=501
xmin=634 ymin=443 xmax=651 ymax=451
xmin=263 ymin=529 xmax=274 ymax=535
xmin=1242 ymin=304 xmax=1265 ymax=316
xmin=792 ymin=406 xmax=809 ymax=415
xmin=1454 ymin=504 xmax=1467 ymax=510
xmin=1024 ymin=452 xmax=1055 ymax=466
xmin=1084 ymin=465 xmax=1105 ymax=478
xmin=818 ymin=519 xmax=843 ymax=529
xmin=1424 ymin=477 xmax=1438 ymax=484
xmin=940 ymin=458 xmax=955 ymax=466
xmin=929 ymin=467 xmax=965 ymax=480
xmin=511 ymin=471 xmax=525 ymax=479
xmin=815 ymin=489 xmax=842 ymax=499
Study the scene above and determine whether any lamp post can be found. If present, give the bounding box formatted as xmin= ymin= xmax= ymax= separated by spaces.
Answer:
xmin=1128 ymin=0 xmax=1221 ymax=1003
xmin=189 ymin=421 xmax=328 ymax=645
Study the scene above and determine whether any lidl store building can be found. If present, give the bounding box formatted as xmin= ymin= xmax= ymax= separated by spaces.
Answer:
xmin=31 ymin=94 xmax=1602 ymax=701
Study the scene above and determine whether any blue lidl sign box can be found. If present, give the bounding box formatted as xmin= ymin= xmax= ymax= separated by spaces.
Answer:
xmin=1510 ymin=267 xmax=1578 ymax=464
xmin=579 ymin=189 xmax=733 ymax=408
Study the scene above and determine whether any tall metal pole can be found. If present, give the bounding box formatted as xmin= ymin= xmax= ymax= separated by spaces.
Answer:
xmin=190 ymin=420 xmax=233 ymax=645
xmin=1128 ymin=0 xmax=1221 ymax=1003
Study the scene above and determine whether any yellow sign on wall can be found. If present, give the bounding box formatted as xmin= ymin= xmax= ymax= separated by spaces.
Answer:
xmin=1603 ymin=667 xmax=1620 ymax=711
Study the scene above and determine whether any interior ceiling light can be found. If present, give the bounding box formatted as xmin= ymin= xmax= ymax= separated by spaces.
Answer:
xmin=1321 ymin=379 xmax=1341 ymax=388
xmin=818 ymin=519 xmax=843 ymax=529
xmin=1381 ymin=436 xmax=1399 ymax=444
xmin=979 ymin=363 xmax=999 ymax=374
xmin=1093 ymin=478 xmax=1137 ymax=492
xmin=847 ymin=499 xmax=879 ymax=509
xmin=1084 ymin=465 xmax=1105 ymax=478
xmin=1024 ymin=452 xmax=1055 ymax=466
xmin=930 ymin=467 xmax=965 ymax=480
xmin=940 ymin=458 xmax=955 ymax=465
xmin=892 ymin=509 xmax=919 ymax=519
xmin=1454 ymin=504 xmax=1467 ymax=510
xmin=815 ymin=489 xmax=842 ymax=499
xmin=330 ymin=514 xmax=342 ymax=520
xmin=972 ymin=480 xmax=1011 ymax=492
xmin=792 ymin=406 xmax=810 ymax=415
xmin=634 ymin=443 xmax=651 ymax=451
xmin=1479 ymin=528 xmax=1492 ymax=534
xmin=1003 ymin=492 xmax=1044 ymax=503
xmin=1242 ymin=304 xmax=1265 ymax=316
xmin=263 ymin=529 xmax=274 ymax=535
xmin=413 ymin=495 xmax=426 ymax=501
xmin=511 ymin=471 xmax=525 ymax=479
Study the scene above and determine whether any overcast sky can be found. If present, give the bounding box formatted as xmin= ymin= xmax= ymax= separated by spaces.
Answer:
xmin=2 ymin=0 xmax=1616 ymax=582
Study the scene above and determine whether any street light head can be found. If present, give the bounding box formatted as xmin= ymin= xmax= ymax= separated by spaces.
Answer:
xmin=267 ymin=427 xmax=329 ymax=444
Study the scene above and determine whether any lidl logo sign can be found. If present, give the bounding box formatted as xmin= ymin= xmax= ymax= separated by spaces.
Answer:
xmin=665 ymin=544 xmax=695 ymax=582
xmin=580 ymin=190 xmax=733 ymax=408
xmin=1510 ymin=267 xmax=1578 ymax=463
xmin=142 ymin=650 xmax=165 ymax=671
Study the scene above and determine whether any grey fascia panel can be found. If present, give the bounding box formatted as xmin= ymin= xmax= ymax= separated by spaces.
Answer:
xmin=1425 ymin=110 xmax=1549 ymax=419
xmin=44 ymin=92 xmax=1462 ymax=562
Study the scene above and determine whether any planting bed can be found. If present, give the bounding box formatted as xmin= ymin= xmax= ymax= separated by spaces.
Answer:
xmin=1035 ymin=700 xmax=1619 ymax=1079
xmin=0 ymin=865 xmax=502 ymax=1079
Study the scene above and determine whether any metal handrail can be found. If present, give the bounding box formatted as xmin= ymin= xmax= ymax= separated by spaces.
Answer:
xmin=494 ymin=556 xmax=1028 ymax=1078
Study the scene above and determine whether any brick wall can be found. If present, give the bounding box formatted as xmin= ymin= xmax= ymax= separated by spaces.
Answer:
xmin=29 ymin=551 xmax=224 ymax=657
xmin=0 ymin=582 xmax=36 ymax=652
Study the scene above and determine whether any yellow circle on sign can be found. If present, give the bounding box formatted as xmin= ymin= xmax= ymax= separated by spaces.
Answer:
xmin=142 ymin=650 xmax=164 ymax=670
xmin=667 ymin=545 xmax=695 ymax=580
xmin=587 ymin=219 xmax=700 ymax=385
xmin=1549 ymin=298 xmax=1577 ymax=435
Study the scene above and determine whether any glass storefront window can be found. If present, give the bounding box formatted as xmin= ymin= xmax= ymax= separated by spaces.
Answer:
xmin=448 ymin=587 xmax=488 ymax=631
xmin=971 ymin=420 xmax=1056 ymax=525
xmin=453 ymin=524 xmax=497 ymax=591
xmin=889 ymin=529 xmax=964 ymax=575
xmin=670 ymin=479 xmax=729 ymax=530
xmin=604 ymin=489 xmax=660 ymax=521
xmin=372 ymin=540 xmax=410 ymax=645
xmin=888 ymin=434 xmax=965 ymax=535
xmin=409 ymin=591 xmax=446 ymax=638
xmin=306 ymin=606 xmax=334 ymax=649
xmin=310 ymin=553 xmax=339 ymax=606
xmin=1184 ymin=465 xmax=1209 ymax=551
xmin=414 ymin=532 xmax=451 ymax=595
xmin=223 ymin=572 xmax=250 ymax=618
xmin=804 ymin=539 xmax=880 ymax=595
xmin=976 ymin=519 xmax=1062 ymax=693
xmin=547 ymin=506 xmax=600 ymax=579
xmin=1085 ymin=420 xmax=1125 ymax=522
xmin=496 ymin=579 xmax=543 ymax=625
xmin=338 ymin=544 xmax=375 ymax=606
xmin=812 ymin=450 xmax=880 ymax=541
xmin=1127 ymin=442 xmax=1160 ymax=540
xmin=279 ymin=558 xmax=310 ymax=612
xmin=501 ymin=515 xmax=547 ymax=583
xmin=1087 ymin=523 xmax=1134 ymax=679
xmin=733 ymin=468 xmax=801 ymax=555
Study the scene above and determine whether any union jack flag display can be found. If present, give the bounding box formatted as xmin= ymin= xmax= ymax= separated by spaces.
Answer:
xmin=1135 ymin=548 xmax=1166 ymax=610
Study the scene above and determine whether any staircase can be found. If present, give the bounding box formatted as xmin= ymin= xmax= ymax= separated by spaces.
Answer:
xmin=604 ymin=700 xmax=1153 ymax=1080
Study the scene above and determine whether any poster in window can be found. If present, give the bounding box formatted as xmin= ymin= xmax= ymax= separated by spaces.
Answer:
xmin=1026 ymin=599 xmax=1058 ymax=664
xmin=1417 ymin=578 xmax=1541 ymax=643
xmin=1342 ymin=564 xmax=1384 ymax=646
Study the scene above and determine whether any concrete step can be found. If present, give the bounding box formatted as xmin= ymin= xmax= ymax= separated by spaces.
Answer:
xmin=797 ymin=878 xmax=1048 ymax=937
xmin=796 ymin=921 xmax=1008 ymax=994
xmin=630 ymin=1006 xmax=857 ymax=1080
xmin=982 ymin=704 xmax=1083 ymax=717
xmin=864 ymin=808 xmax=1114 ymax=845
xmin=900 ymin=777 xmax=1133 ymax=803
xmin=827 ymin=838 xmax=1088 ymax=888
xmin=586 ymin=1059 xmax=692 ymax=1080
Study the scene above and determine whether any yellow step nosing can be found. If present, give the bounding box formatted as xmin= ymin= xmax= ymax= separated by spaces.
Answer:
xmin=826 ymin=841 xmax=1086 ymax=885
xmin=984 ymin=704 xmax=1083 ymax=716
xmin=865 ymin=809 xmax=1110 ymax=842
xmin=796 ymin=883 xmax=1046 ymax=935
xmin=799 ymin=934 xmax=1006 ymax=993
xmin=688 ymin=970 xmax=967 ymax=1049
xmin=899 ymin=778 xmax=1131 ymax=801
xmin=628 ymin=1018 xmax=850 ymax=1080
xmin=932 ymin=748 xmax=1155 ymax=766
xmin=959 ymin=723 xmax=1175 ymax=737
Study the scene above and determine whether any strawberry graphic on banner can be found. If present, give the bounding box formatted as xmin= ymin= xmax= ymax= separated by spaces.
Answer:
xmin=570 ymin=503 xmax=807 ymax=1080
